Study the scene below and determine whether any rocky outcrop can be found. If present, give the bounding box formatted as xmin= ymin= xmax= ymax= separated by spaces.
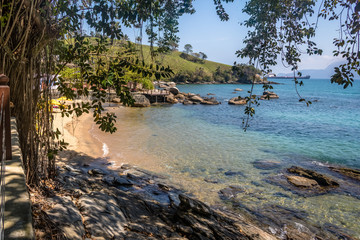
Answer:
xmin=47 ymin=196 xmax=85 ymax=239
xmin=166 ymin=93 xmax=178 ymax=104
xmin=189 ymin=95 xmax=204 ymax=103
xmin=169 ymin=87 xmax=180 ymax=95
xmin=329 ymin=166 xmax=360 ymax=181
xmin=260 ymin=91 xmax=279 ymax=100
xmin=42 ymin=160 xmax=284 ymax=240
xmin=201 ymin=97 xmax=220 ymax=105
xmin=229 ymin=96 xmax=247 ymax=105
xmin=286 ymin=175 xmax=319 ymax=188
xmin=132 ymin=94 xmax=151 ymax=107
xmin=287 ymin=166 xmax=339 ymax=187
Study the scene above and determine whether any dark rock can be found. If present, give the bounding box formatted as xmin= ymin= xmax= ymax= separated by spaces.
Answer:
xmin=252 ymin=159 xmax=281 ymax=170
xmin=207 ymin=93 xmax=215 ymax=96
xmin=169 ymin=87 xmax=180 ymax=95
xmin=204 ymin=178 xmax=219 ymax=184
xmin=121 ymin=163 xmax=133 ymax=169
xmin=251 ymin=181 xmax=263 ymax=187
xmin=178 ymin=194 xmax=212 ymax=217
xmin=323 ymin=223 xmax=357 ymax=240
xmin=102 ymin=175 xmax=133 ymax=187
xmin=288 ymin=166 xmax=339 ymax=187
xmin=88 ymin=168 xmax=106 ymax=176
xmin=158 ymin=183 xmax=170 ymax=191
xmin=64 ymin=165 xmax=83 ymax=174
xmin=224 ymin=170 xmax=245 ymax=177
xmin=329 ymin=166 xmax=360 ymax=181
xmin=219 ymin=185 xmax=245 ymax=200
xmin=273 ymin=192 xmax=291 ymax=198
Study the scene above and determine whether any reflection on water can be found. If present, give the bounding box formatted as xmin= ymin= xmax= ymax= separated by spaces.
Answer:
xmin=91 ymin=80 xmax=360 ymax=238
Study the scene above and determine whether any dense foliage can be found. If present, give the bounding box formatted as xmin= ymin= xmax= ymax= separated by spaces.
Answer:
xmin=0 ymin=0 xmax=195 ymax=185
xmin=0 ymin=0 xmax=358 ymax=184
xmin=171 ymin=64 xmax=261 ymax=84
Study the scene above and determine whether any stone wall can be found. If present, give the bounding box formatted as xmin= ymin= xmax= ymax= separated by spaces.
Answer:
xmin=4 ymin=118 xmax=34 ymax=239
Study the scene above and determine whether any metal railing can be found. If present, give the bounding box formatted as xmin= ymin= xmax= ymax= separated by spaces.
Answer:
xmin=0 ymin=74 xmax=11 ymax=240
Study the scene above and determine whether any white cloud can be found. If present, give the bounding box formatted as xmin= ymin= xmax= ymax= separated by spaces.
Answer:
xmin=298 ymin=54 xmax=343 ymax=70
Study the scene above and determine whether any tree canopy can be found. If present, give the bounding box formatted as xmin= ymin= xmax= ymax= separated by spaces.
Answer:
xmin=0 ymin=0 xmax=359 ymax=184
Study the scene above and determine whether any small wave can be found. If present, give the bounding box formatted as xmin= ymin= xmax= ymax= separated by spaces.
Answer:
xmin=89 ymin=124 xmax=110 ymax=158
xmin=102 ymin=143 xmax=109 ymax=157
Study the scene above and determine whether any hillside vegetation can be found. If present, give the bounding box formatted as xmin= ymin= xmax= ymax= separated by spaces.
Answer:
xmin=107 ymin=40 xmax=261 ymax=84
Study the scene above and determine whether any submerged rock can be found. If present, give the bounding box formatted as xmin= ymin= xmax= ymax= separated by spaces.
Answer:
xmin=286 ymin=175 xmax=319 ymax=188
xmin=329 ymin=166 xmax=360 ymax=182
xmin=224 ymin=170 xmax=245 ymax=177
xmin=252 ymin=160 xmax=282 ymax=170
xmin=219 ymin=185 xmax=245 ymax=200
xmin=288 ymin=166 xmax=339 ymax=187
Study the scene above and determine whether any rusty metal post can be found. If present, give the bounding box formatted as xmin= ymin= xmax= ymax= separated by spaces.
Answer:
xmin=0 ymin=75 xmax=11 ymax=160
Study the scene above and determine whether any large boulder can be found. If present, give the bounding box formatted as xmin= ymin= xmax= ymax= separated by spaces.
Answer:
xmin=132 ymin=94 xmax=151 ymax=107
xmin=228 ymin=96 xmax=247 ymax=105
xmin=201 ymin=97 xmax=220 ymax=105
xmin=260 ymin=91 xmax=279 ymax=100
xmin=169 ymin=87 xmax=180 ymax=95
xmin=166 ymin=93 xmax=178 ymax=104
xmin=189 ymin=95 xmax=204 ymax=103
xmin=175 ymin=93 xmax=186 ymax=100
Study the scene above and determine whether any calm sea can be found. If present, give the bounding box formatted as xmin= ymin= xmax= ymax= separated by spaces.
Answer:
xmin=92 ymin=79 xmax=360 ymax=237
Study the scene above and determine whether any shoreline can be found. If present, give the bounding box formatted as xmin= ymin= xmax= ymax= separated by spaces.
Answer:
xmin=47 ymin=108 xmax=360 ymax=239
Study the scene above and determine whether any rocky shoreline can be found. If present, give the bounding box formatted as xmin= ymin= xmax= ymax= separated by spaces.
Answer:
xmin=31 ymin=151 xmax=278 ymax=240
xmin=30 ymin=149 xmax=360 ymax=240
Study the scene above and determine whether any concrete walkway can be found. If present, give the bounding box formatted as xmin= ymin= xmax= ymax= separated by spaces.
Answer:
xmin=4 ymin=118 xmax=34 ymax=239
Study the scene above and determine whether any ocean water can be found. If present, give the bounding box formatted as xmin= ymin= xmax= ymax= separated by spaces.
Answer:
xmin=92 ymin=79 xmax=360 ymax=237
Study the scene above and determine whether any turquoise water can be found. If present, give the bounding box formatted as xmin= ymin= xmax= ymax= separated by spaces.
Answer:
xmin=94 ymin=79 xmax=360 ymax=237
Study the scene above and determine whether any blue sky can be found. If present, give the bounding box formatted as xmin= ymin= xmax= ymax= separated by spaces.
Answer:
xmin=124 ymin=1 xmax=344 ymax=74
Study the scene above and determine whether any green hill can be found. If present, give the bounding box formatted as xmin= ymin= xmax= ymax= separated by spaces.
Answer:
xmin=89 ymin=38 xmax=261 ymax=84
xmin=135 ymin=44 xmax=231 ymax=75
